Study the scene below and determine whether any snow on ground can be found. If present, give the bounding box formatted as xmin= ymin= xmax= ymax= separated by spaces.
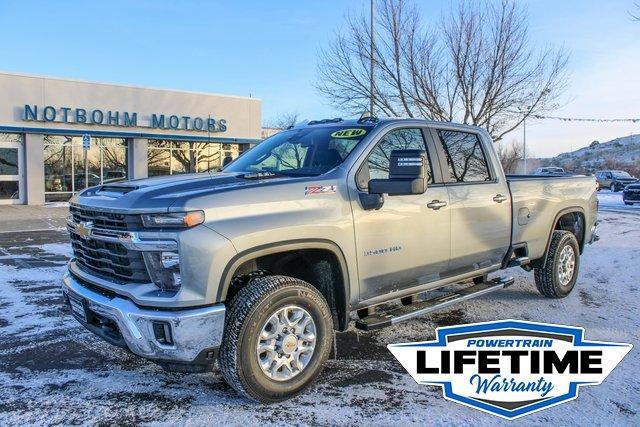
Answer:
xmin=597 ymin=189 xmax=640 ymax=211
xmin=0 ymin=213 xmax=638 ymax=425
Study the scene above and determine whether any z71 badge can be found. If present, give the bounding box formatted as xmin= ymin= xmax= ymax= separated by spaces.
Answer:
xmin=388 ymin=320 xmax=632 ymax=419
xmin=305 ymin=185 xmax=337 ymax=195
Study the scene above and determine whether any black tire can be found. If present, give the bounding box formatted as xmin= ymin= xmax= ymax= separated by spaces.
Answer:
xmin=624 ymin=201 xmax=633 ymax=206
xmin=534 ymin=231 xmax=580 ymax=298
xmin=218 ymin=275 xmax=333 ymax=403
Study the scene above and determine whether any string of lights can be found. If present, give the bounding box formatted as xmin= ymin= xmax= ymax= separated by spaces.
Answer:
xmin=530 ymin=114 xmax=640 ymax=123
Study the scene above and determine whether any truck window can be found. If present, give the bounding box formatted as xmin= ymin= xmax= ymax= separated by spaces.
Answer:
xmin=225 ymin=126 xmax=370 ymax=176
xmin=436 ymin=130 xmax=491 ymax=183
xmin=357 ymin=128 xmax=433 ymax=189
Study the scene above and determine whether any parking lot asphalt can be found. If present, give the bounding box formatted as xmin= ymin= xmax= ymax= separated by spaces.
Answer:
xmin=0 ymin=199 xmax=638 ymax=425
xmin=0 ymin=204 xmax=67 ymax=233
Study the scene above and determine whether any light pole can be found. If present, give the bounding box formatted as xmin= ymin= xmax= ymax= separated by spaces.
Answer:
xmin=523 ymin=115 xmax=527 ymax=174
xmin=370 ymin=0 xmax=375 ymax=115
xmin=521 ymin=107 xmax=530 ymax=174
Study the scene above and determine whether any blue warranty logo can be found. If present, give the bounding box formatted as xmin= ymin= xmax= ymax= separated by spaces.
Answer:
xmin=388 ymin=320 xmax=632 ymax=419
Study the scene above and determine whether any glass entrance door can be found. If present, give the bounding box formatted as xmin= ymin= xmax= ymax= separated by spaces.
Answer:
xmin=0 ymin=139 xmax=24 ymax=204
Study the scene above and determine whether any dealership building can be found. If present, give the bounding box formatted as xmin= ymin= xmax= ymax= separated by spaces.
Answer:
xmin=0 ymin=72 xmax=262 ymax=204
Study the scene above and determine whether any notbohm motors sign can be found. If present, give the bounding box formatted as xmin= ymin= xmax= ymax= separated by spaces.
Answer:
xmin=388 ymin=320 xmax=632 ymax=419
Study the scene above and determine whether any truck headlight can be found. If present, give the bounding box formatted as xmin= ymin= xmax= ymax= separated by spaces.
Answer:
xmin=143 ymin=251 xmax=181 ymax=291
xmin=141 ymin=211 xmax=204 ymax=228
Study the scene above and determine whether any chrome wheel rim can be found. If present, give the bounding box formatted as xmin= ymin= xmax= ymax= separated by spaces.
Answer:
xmin=557 ymin=245 xmax=576 ymax=287
xmin=256 ymin=305 xmax=317 ymax=381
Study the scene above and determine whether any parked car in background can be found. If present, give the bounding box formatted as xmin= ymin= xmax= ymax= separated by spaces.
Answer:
xmin=595 ymin=170 xmax=638 ymax=192
xmin=534 ymin=166 xmax=568 ymax=176
xmin=623 ymin=183 xmax=640 ymax=205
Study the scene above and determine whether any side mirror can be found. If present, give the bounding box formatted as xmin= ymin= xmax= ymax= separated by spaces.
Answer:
xmin=368 ymin=149 xmax=428 ymax=196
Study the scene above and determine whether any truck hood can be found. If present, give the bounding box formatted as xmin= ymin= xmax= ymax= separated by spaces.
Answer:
xmin=71 ymin=172 xmax=293 ymax=213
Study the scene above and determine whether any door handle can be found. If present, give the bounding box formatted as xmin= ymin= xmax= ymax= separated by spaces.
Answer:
xmin=493 ymin=194 xmax=508 ymax=203
xmin=427 ymin=200 xmax=447 ymax=210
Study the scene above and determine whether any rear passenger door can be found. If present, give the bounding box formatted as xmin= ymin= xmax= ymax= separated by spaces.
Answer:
xmin=350 ymin=126 xmax=451 ymax=302
xmin=430 ymin=128 xmax=511 ymax=275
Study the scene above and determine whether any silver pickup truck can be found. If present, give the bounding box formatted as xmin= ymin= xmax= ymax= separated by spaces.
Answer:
xmin=61 ymin=118 xmax=598 ymax=402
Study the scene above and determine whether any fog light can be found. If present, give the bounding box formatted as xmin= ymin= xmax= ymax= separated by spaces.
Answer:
xmin=152 ymin=321 xmax=173 ymax=345
xmin=143 ymin=251 xmax=181 ymax=291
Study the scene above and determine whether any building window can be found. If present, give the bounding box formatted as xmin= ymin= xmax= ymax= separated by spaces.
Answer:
xmin=0 ymin=133 xmax=23 ymax=202
xmin=147 ymin=140 xmax=240 ymax=176
xmin=43 ymin=135 xmax=127 ymax=202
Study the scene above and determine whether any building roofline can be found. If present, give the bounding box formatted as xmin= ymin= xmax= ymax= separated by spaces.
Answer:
xmin=0 ymin=70 xmax=261 ymax=102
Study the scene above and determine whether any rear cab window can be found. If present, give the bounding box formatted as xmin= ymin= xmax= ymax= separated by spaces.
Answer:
xmin=435 ymin=130 xmax=492 ymax=183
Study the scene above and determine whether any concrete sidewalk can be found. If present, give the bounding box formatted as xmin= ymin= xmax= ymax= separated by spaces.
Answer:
xmin=0 ymin=203 xmax=68 ymax=232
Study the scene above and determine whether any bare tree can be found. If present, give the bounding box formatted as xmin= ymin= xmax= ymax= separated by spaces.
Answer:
xmin=631 ymin=2 xmax=640 ymax=20
xmin=496 ymin=140 xmax=524 ymax=173
xmin=267 ymin=112 xmax=300 ymax=130
xmin=316 ymin=0 xmax=568 ymax=142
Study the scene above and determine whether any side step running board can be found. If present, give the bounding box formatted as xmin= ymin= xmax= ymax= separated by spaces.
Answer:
xmin=507 ymin=256 xmax=530 ymax=268
xmin=355 ymin=276 xmax=514 ymax=331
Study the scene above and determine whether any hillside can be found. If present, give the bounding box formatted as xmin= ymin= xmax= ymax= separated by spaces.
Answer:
xmin=539 ymin=134 xmax=640 ymax=175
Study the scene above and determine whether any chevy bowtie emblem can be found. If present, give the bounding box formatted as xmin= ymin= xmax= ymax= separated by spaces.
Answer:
xmin=75 ymin=221 xmax=94 ymax=240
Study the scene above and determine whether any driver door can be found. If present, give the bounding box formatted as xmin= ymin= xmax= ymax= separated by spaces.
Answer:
xmin=348 ymin=126 xmax=451 ymax=303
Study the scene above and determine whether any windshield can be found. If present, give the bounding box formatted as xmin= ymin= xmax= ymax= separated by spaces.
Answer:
xmin=224 ymin=126 xmax=371 ymax=176
xmin=612 ymin=171 xmax=632 ymax=178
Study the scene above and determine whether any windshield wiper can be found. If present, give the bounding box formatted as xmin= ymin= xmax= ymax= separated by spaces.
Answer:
xmin=240 ymin=171 xmax=288 ymax=180
xmin=278 ymin=172 xmax=322 ymax=177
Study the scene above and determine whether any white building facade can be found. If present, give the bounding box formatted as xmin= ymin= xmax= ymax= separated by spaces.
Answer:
xmin=0 ymin=72 xmax=262 ymax=204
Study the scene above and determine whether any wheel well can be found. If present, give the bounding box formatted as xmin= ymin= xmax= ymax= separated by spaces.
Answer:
xmin=228 ymin=249 xmax=349 ymax=331
xmin=531 ymin=210 xmax=586 ymax=269
xmin=554 ymin=211 xmax=585 ymax=253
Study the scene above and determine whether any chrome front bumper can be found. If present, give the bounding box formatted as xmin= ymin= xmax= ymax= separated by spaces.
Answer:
xmin=61 ymin=270 xmax=226 ymax=364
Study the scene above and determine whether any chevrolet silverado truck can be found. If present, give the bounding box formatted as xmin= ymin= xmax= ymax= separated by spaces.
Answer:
xmin=61 ymin=117 xmax=599 ymax=402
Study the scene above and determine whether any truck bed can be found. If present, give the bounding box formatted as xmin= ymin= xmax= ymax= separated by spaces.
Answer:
xmin=506 ymin=174 xmax=598 ymax=261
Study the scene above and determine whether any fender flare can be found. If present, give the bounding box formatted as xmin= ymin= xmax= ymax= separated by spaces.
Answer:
xmin=217 ymin=239 xmax=351 ymax=330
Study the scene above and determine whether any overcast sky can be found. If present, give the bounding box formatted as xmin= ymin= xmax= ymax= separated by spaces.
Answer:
xmin=0 ymin=0 xmax=638 ymax=157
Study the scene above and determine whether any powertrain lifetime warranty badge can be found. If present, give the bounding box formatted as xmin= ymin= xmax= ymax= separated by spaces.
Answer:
xmin=388 ymin=320 xmax=632 ymax=419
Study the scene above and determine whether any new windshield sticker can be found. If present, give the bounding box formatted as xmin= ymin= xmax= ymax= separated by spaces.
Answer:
xmin=305 ymin=185 xmax=337 ymax=196
xmin=330 ymin=128 xmax=367 ymax=138
xmin=388 ymin=320 xmax=632 ymax=420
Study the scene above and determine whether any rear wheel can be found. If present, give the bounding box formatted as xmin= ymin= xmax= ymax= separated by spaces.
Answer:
xmin=218 ymin=275 xmax=333 ymax=403
xmin=534 ymin=231 xmax=580 ymax=298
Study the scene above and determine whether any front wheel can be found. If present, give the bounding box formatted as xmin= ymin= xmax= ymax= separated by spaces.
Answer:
xmin=218 ymin=275 xmax=333 ymax=403
xmin=534 ymin=231 xmax=580 ymax=298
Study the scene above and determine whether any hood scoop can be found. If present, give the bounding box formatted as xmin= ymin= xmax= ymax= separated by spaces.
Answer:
xmin=98 ymin=184 xmax=139 ymax=195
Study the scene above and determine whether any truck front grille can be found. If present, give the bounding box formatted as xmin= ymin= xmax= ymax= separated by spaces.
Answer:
xmin=70 ymin=232 xmax=151 ymax=283
xmin=70 ymin=205 xmax=142 ymax=231
xmin=68 ymin=205 xmax=150 ymax=283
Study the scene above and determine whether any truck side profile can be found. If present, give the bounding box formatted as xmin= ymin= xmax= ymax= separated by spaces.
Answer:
xmin=61 ymin=117 xmax=599 ymax=402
